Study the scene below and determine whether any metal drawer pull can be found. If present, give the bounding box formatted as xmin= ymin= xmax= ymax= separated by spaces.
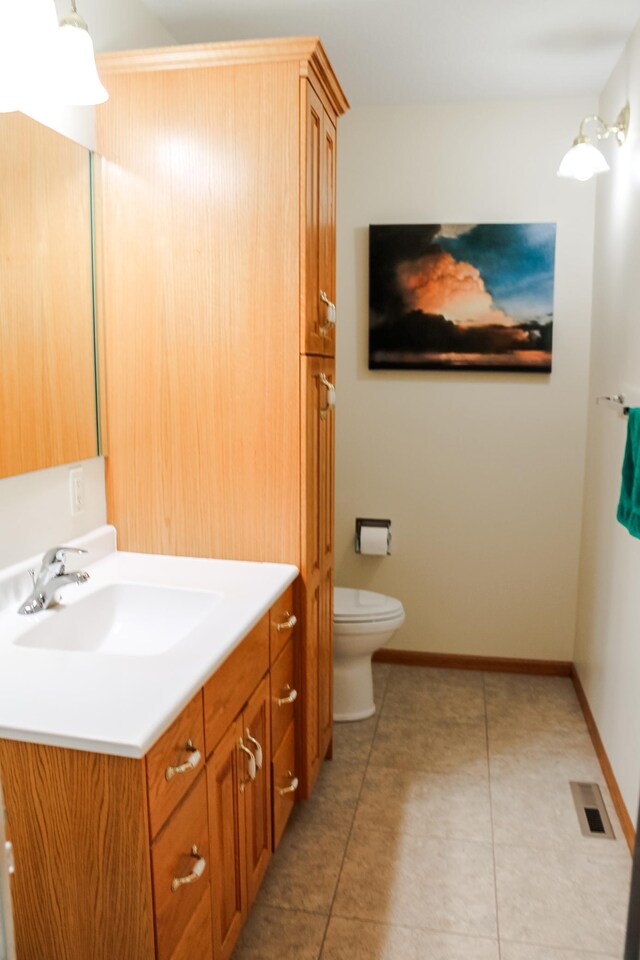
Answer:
xmin=239 ymin=738 xmax=256 ymax=792
xmin=165 ymin=740 xmax=201 ymax=781
xmin=319 ymin=290 xmax=336 ymax=334
xmin=276 ymin=613 xmax=297 ymax=633
xmin=279 ymin=772 xmax=299 ymax=796
xmin=245 ymin=729 xmax=263 ymax=770
xmin=276 ymin=685 xmax=298 ymax=707
xmin=319 ymin=373 xmax=336 ymax=419
xmin=171 ymin=845 xmax=206 ymax=892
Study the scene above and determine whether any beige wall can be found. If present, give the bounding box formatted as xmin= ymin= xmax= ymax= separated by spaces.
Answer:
xmin=335 ymin=98 xmax=597 ymax=660
xmin=575 ymin=22 xmax=640 ymax=822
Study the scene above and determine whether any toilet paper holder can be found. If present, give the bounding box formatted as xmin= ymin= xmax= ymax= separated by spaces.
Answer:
xmin=355 ymin=518 xmax=392 ymax=555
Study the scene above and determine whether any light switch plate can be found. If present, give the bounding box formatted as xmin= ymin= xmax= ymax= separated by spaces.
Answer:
xmin=69 ymin=467 xmax=85 ymax=516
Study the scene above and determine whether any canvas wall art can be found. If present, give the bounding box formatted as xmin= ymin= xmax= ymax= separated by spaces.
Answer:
xmin=369 ymin=223 xmax=556 ymax=372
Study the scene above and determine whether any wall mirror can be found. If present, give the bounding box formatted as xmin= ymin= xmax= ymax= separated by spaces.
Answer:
xmin=0 ymin=112 xmax=98 ymax=480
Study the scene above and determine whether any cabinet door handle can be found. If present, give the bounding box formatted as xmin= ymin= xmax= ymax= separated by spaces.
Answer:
xmin=245 ymin=729 xmax=263 ymax=770
xmin=278 ymin=771 xmax=299 ymax=796
xmin=171 ymin=845 xmax=206 ymax=892
xmin=276 ymin=685 xmax=298 ymax=707
xmin=319 ymin=373 xmax=336 ymax=418
xmin=239 ymin=738 xmax=256 ymax=792
xmin=275 ymin=612 xmax=297 ymax=633
xmin=165 ymin=740 xmax=202 ymax=781
xmin=319 ymin=290 xmax=336 ymax=334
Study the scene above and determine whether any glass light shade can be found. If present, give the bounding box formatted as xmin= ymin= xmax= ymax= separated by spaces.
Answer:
xmin=56 ymin=21 xmax=108 ymax=106
xmin=0 ymin=0 xmax=58 ymax=112
xmin=557 ymin=141 xmax=610 ymax=181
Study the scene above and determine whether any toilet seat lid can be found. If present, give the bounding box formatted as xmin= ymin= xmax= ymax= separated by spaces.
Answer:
xmin=334 ymin=587 xmax=404 ymax=624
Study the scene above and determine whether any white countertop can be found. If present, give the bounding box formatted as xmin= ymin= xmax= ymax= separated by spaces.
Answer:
xmin=0 ymin=526 xmax=298 ymax=758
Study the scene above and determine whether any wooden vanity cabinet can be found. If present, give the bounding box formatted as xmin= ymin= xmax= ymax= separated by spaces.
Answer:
xmin=0 ymin=585 xmax=298 ymax=960
xmin=96 ymin=38 xmax=347 ymax=803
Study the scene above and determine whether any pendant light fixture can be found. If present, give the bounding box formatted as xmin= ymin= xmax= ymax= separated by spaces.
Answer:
xmin=56 ymin=0 xmax=109 ymax=106
xmin=557 ymin=106 xmax=630 ymax=181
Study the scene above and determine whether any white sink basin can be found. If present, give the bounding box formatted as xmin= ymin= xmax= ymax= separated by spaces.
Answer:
xmin=14 ymin=583 xmax=221 ymax=657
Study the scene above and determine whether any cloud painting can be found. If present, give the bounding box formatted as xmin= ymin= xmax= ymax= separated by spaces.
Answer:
xmin=369 ymin=223 xmax=556 ymax=372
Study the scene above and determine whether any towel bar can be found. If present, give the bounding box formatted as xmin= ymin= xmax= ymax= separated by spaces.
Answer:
xmin=596 ymin=394 xmax=630 ymax=416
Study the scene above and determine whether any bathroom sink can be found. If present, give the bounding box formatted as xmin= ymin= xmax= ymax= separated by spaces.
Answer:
xmin=14 ymin=583 xmax=221 ymax=657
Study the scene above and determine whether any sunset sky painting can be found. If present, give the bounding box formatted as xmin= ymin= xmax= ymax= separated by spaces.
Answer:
xmin=369 ymin=223 xmax=556 ymax=372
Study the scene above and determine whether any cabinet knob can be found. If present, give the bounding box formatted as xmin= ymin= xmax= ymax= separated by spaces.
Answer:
xmin=276 ymin=685 xmax=298 ymax=707
xmin=278 ymin=771 xmax=299 ymax=796
xmin=171 ymin=845 xmax=206 ymax=892
xmin=275 ymin=612 xmax=297 ymax=633
xmin=165 ymin=740 xmax=202 ymax=781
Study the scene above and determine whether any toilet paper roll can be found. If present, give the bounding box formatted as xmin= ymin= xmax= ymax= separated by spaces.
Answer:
xmin=359 ymin=525 xmax=389 ymax=556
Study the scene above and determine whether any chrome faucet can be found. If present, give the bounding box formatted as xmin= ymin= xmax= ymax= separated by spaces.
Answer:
xmin=17 ymin=546 xmax=90 ymax=615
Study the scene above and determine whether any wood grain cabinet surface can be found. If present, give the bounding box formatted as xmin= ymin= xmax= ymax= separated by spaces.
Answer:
xmin=0 ymin=584 xmax=298 ymax=960
xmin=96 ymin=36 xmax=347 ymax=802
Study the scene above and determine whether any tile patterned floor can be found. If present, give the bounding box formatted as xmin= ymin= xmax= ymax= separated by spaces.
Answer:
xmin=232 ymin=664 xmax=632 ymax=959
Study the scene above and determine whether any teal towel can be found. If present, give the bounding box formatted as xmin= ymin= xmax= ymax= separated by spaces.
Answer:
xmin=617 ymin=408 xmax=640 ymax=538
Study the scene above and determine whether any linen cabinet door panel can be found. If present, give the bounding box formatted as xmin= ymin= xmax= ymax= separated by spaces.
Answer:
xmin=319 ymin=111 xmax=337 ymax=357
xmin=242 ymin=675 xmax=272 ymax=909
xmin=301 ymin=81 xmax=324 ymax=356
xmin=301 ymin=356 xmax=323 ymax=582
xmin=319 ymin=357 xmax=335 ymax=574
xmin=151 ymin=774 xmax=212 ymax=960
xmin=208 ymin=718 xmax=247 ymax=960
xmin=318 ymin=561 xmax=334 ymax=759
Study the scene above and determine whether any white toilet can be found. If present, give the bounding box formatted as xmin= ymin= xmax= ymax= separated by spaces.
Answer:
xmin=333 ymin=587 xmax=405 ymax=722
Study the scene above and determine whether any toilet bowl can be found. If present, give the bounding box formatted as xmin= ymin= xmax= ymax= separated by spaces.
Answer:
xmin=333 ymin=587 xmax=405 ymax=722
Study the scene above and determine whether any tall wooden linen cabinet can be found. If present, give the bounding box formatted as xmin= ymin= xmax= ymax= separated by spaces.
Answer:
xmin=95 ymin=39 xmax=348 ymax=799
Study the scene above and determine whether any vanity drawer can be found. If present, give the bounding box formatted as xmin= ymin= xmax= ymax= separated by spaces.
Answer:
xmin=167 ymin=895 xmax=213 ymax=960
xmin=270 ymin=583 xmax=297 ymax=663
xmin=204 ymin=614 xmax=269 ymax=755
xmin=270 ymin=637 xmax=297 ymax=755
xmin=151 ymin=774 xmax=211 ymax=960
xmin=146 ymin=692 xmax=205 ymax=839
xmin=272 ymin=721 xmax=298 ymax=849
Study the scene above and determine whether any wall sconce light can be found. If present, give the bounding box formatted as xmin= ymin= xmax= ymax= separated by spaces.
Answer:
xmin=0 ymin=0 xmax=58 ymax=113
xmin=57 ymin=1 xmax=109 ymax=106
xmin=557 ymin=105 xmax=630 ymax=181
xmin=0 ymin=0 xmax=107 ymax=112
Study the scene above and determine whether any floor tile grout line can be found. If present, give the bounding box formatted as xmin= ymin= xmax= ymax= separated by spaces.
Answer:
xmin=317 ymin=666 xmax=391 ymax=959
xmin=484 ymin=672 xmax=503 ymax=960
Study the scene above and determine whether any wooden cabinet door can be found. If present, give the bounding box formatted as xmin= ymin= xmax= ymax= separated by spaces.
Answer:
xmin=242 ymin=675 xmax=272 ymax=909
xmin=300 ymin=356 xmax=335 ymax=795
xmin=302 ymin=83 xmax=336 ymax=357
xmin=319 ymin=111 xmax=337 ymax=358
xmin=302 ymin=82 xmax=323 ymax=356
xmin=318 ymin=356 xmax=335 ymax=757
xmin=208 ymin=718 xmax=246 ymax=960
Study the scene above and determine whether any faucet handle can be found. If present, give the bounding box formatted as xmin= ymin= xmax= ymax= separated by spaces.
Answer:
xmin=41 ymin=546 xmax=88 ymax=572
xmin=27 ymin=568 xmax=36 ymax=588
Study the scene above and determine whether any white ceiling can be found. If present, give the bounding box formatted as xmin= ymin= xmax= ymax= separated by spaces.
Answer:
xmin=140 ymin=0 xmax=638 ymax=106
